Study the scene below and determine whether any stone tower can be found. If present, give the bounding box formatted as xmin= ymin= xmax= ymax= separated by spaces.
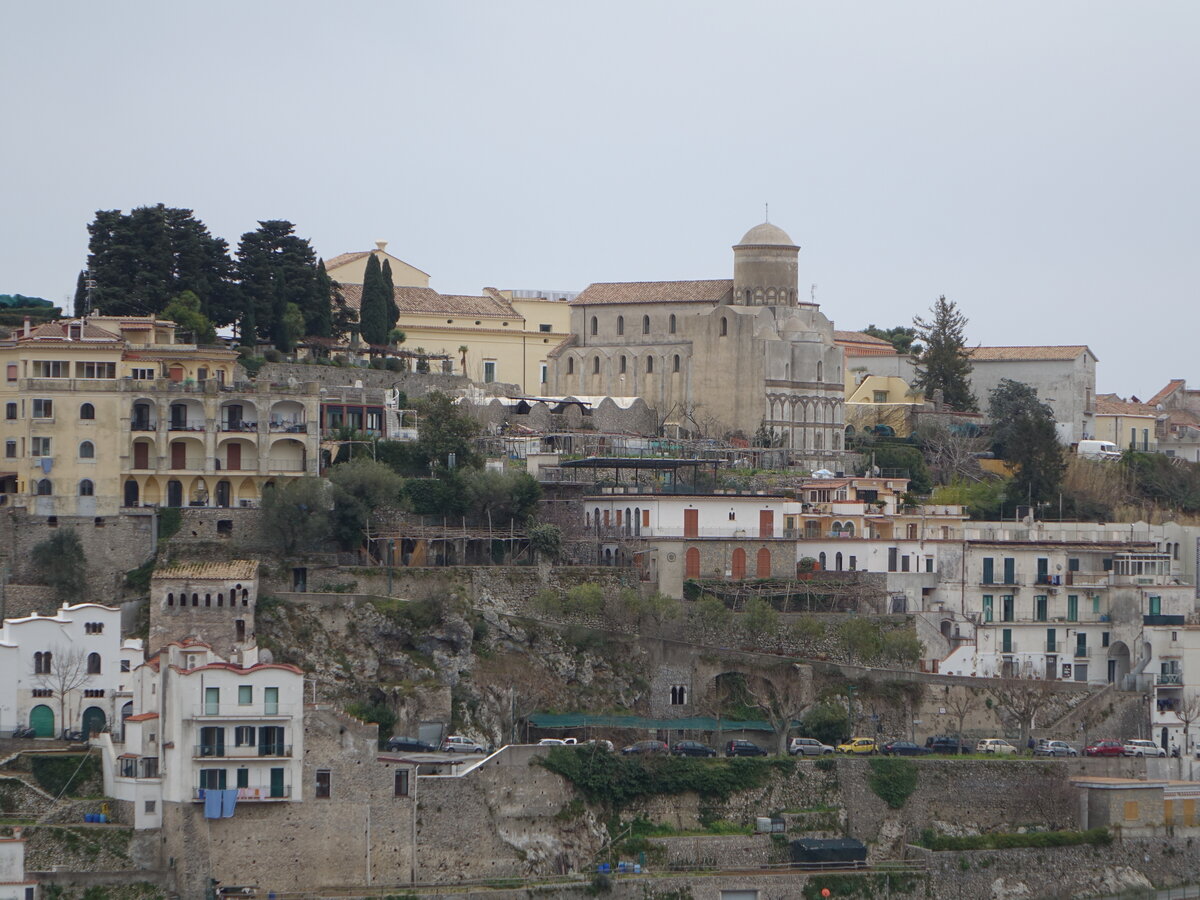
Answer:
xmin=148 ymin=560 xmax=260 ymax=660
xmin=732 ymin=222 xmax=800 ymax=306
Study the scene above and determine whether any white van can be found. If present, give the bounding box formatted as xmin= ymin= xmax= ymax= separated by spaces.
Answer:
xmin=1077 ymin=440 xmax=1122 ymax=461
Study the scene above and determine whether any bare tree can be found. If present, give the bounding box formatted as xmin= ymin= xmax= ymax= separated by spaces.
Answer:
xmin=745 ymin=664 xmax=815 ymax=756
xmin=32 ymin=647 xmax=91 ymax=736
xmin=992 ymin=678 xmax=1056 ymax=751
xmin=914 ymin=420 xmax=988 ymax=486
xmin=942 ymin=687 xmax=981 ymax=755
xmin=1176 ymin=693 xmax=1200 ymax=756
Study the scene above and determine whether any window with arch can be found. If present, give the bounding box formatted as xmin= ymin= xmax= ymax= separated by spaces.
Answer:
xmin=590 ymin=316 xmax=597 ymax=336
xmin=616 ymin=315 xmax=624 ymax=336
xmin=835 ymin=552 xmax=844 ymax=571
xmin=592 ymin=357 xmax=600 ymax=375
xmin=818 ymin=552 xmax=827 ymax=570
xmin=566 ymin=357 xmax=574 ymax=375
xmin=167 ymin=593 xmax=174 ymax=607
xmin=720 ymin=317 xmax=728 ymax=336
xmin=79 ymin=479 xmax=94 ymax=496
xmin=34 ymin=651 xmax=52 ymax=674
xmin=669 ymin=314 xmax=676 ymax=334
xmin=673 ymin=355 xmax=680 ymax=373
xmin=35 ymin=479 xmax=52 ymax=496
xmin=817 ymin=361 xmax=823 ymax=382
xmin=79 ymin=402 xmax=95 ymax=420
xmin=619 ymin=356 xmax=627 ymax=374
xmin=79 ymin=441 xmax=95 ymax=459
xmin=745 ymin=290 xmax=752 ymax=304
xmin=642 ymin=315 xmax=650 ymax=335
xmin=87 ymin=652 xmax=102 ymax=674
xmin=646 ymin=356 xmax=653 ymax=374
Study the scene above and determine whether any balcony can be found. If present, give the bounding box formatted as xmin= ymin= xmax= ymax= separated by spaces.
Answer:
xmin=264 ymin=457 xmax=307 ymax=473
xmin=1045 ymin=641 xmax=1060 ymax=653
xmin=268 ymin=421 xmax=308 ymax=434
xmin=1157 ymin=674 xmax=1183 ymax=687
xmin=168 ymin=422 xmax=207 ymax=432
xmin=1074 ymin=645 xmax=1091 ymax=658
xmin=1145 ymin=615 xmax=1186 ymax=627
xmin=194 ymin=744 xmax=292 ymax=759
xmin=221 ymin=421 xmax=259 ymax=433
xmin=193 ymin=786 xmax=291 ymax=802
xmin=188 ymin=704 xmax=296 ymax=719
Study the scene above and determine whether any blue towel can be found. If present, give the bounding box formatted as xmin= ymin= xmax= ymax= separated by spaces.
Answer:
xmin=221 ymin=789 xmax=238 ymax=818
xmin=203 ymin=789 xmax=222 ymax=819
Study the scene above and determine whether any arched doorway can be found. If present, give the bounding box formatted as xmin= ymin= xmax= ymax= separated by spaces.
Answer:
xmin=30 ymin=704 xmax=54 ymax=738
xmin=756 ymin=548 xmax=771 ymax=578
xmin=121 ymin=701 xmax=133 ymax=740
xmin=1108 ymin=641 xmax=1131 ymax=685
xmin=215 ymin=480 xmax=231 ymax=508
xmin=123 ymin=479 xmax=139 ymax=507
xmin=166 ymin=480 xmax=183 ymax=507
xmin=82 ymin=706 xmax=107 ymax=737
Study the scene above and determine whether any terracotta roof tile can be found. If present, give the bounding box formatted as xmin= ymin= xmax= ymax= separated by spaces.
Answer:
xmin=1093 ymin=394 xmax=1159 ymax=418
xmin=125 ymin=713 xmax=159 ymax=722
xmin=23 ymin=321 xmax=122 ymax=342
xmin=569 ymin=279 xmax=734 ymax=306
xmin=339 ymin=284 xmax=518 ymax=319
xmin=1148 ymin=379 xmax=1186 ymax=407
xmin=325 ymin=251 xmax=371 ymax=271
xmin=153 ymin=560 xmax=258 ymax=581
xmin=967 ymin=345 xmax=1093 ymax=362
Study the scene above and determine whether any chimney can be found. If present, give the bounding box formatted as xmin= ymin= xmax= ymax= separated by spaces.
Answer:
xmin=23 ymin=317 xmax=31 ymax=337
xmin=375 ymin=240 xmax=388 ymax=253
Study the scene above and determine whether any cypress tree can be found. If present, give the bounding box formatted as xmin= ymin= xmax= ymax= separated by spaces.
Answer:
xmin=307 ymin=260 xmax=333 ymax=338
xmin=73 ymin=271 xmax=88 ymax=317
xmin=912 ymin=296 xmax=978 ymax=412
xmin=381 ymin=258 xmax=398 ymax=330
xmin=359 ymin=254 xmax=388 ymax=345
xmin=240 ymin=303 xmax=257 ymax=348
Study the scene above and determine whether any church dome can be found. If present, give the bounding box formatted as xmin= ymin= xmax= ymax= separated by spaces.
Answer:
xmin=736 ymin=222 xmax=796 ymax=248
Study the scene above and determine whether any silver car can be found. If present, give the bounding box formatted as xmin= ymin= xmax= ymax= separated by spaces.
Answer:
xmin=1034 ymin=740 xmax=1078 ymax=757
xmin=788 ymin=737 xmax=835 ymax=756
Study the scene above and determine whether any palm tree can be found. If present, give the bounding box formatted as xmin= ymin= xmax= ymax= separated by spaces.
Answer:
xmin=458 ymin=345 xmax=469 ymax=375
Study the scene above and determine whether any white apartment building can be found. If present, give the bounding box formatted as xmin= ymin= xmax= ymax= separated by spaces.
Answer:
xmin=0 ymin=603 xmax=143 ymax=738
xmin=0 ymin=829 xmax=36 ymax=900
xmin=98 ymin=639 xmax=305 ymax=829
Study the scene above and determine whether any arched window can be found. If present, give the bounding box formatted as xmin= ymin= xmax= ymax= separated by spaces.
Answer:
xmin=844 ymin=522 xmax=855 ymax=537
xmin=590 ymin=316 xmax=598 ymax=336
xmin=205 ymin=593 xmax=212 ymax=607
xmin=217 ymin=593 xmax=224 ymax=607
xmin=79 ymin=479 xmax=94 ymax=496
xmin=593 ymin=357 xmax=600 ymax=374
xmin=817 ymin=361 xmax=823 ymax=382
xmin=79 ymin=441 xmax=94 ymax=459
xmin=593 ymin=507 xmax=601 ymax=532
xmin=617 ymin=315 xmax=624 ymax=336
xmin=818 ymin=552 xmax=827 ymax=570
xmin=720 ymin=317 xmax=728 ymax=336
xmin=242 ymin=589 xmax=249 ymax=604
xmin=167 ymin=593 xmax=174 ymax=607
xmin=619 ymin=356 xmax=627 ymax=374
xmin=35 ymin=479 xmax=52 ymax=496
xmin=87 ymin=652 xmax=101 ymax=674
xmin=642 ymin=315 xmax=650 ymax=335
xmin=673 ymin=355 xmax=680 ymax=373
xmin=835 ymin=552 xmax=844 ymax=571
xmin=192 ymin=593 xmax=199 ymax=607
xmin=79 ymin=403 xmax=95 ymax=420
xmin=745 ymin=290 xmax=752 ymax=304
xmin=646 ymin=356 xmax=654 ymax=374
xmin=669 ymin=314 xmax=676 ymax=334
xmin=566 ymin=357 xmax=574 ymax=375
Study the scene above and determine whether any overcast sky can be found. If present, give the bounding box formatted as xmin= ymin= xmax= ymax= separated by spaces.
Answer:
xmin=2 ymin=2 xmax=1196 ymax=399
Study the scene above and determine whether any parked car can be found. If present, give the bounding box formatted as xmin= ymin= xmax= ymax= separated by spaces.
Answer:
xmin=1123 ymin=740 xmax=1167 ymax=758
xmin=924 ymin=736 xmax=971 ymax=755
xmin=1084 ymin=740 xmax=1125 ymax=757
xmin=672 ymin=741 xmax=717 ymax=758
xmin=384 ymin=736 xmax=437 ymax=753
xmin=836 ymin=738 xmax=878 ymax=755
xmin=788 ymin=737 xmax=835 ymax=757
xmin=725 ymin=740 xmax=768 ymax=757
xmin=621 ymin=740 xmax=668 ymax=755
xmin=442 ymin=735 xmax=487 ymax=754
xmin=537 ymin=738 xmax=567 ymax=746
xmin=976 ymin=739 xmax=1017 ymax=755
xmin=880 ymin=741 xmax=931 ymax=756
xmin=1035 ymin=740 xmax=1079 ymax=758
xmin=582 ymin=739 xmax=614 ymax=752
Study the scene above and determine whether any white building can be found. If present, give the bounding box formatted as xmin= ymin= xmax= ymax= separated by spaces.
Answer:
xmin=0 ymin=829 xmax=36 ymax=900
xmin=98 ymin=639 xmax=305 ymax=830
xmin=0 ymin=603 xmax=142 ymax=739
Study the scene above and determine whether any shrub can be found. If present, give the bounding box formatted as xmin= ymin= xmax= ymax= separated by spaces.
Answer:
xmin=263 ymin=348 xmax=283 ymax=363
xmin=867 ymin=757 xmax=918 ymax=809
xmin=157 ymin=507 xmax=183 ymax=541
xmin=919 ymin=827 xmax=1110 ymax=851
xmin=565 ymin=583 xmax=605 ymax=617
xmin=32 ymin=755 xmax=101 ymax=796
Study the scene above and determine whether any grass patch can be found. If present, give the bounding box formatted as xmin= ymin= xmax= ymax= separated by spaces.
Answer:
xmin=867 ymin=757 xmax=918 ymax=809
xmin=31 ymin=755 xmax=101 ymax=797
xmin=919 ymin=827 xmax=1111 ymax=851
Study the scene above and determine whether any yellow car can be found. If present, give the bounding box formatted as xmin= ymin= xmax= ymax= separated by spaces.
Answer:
xmin=836 ymin=738 xmax=878 ymax=755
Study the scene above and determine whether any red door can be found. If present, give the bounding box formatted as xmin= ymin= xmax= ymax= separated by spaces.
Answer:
xmin=757 ymin=548 xmax=772 ymax=578
xmin=685 ymin=547 xmax=700 ymax=578
xmin=684 ymin=508 xmax=699 ymax=538
xmin=226 ymin=443 xmax=241 ymax=471
xmin=133 ymin=442 xmax=149 ymax=469
xmin=170 ymin=442 xmax=186 ymax=469
xmin=759 ymin=510 xmax=774 ymax=538
xmin=731 ymin=548 xmax=746 ymax=580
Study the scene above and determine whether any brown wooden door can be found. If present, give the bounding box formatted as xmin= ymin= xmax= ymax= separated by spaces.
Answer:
xmin=685 ymin=547 xmax=700 ymax=578
xmin=757 ymin=548 xmax=772 ymax=578
xmin=133 ymin=442 xmax=149 ymax=469
xmin=170 ymin=442 xmax=186 ymax=469
xmin=683 ymin=508 xmax=699 ymax=538
xmin=226 ymin=443 xmax=241 ymax=470
xmin=759 ymin=510 xmax=774 ymax=538
xmin=731 ymin=548 xmax=746 ymax=580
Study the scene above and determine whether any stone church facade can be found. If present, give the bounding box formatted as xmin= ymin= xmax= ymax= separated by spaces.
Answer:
xmin=548 ymin=222 xmax=845 ymax=464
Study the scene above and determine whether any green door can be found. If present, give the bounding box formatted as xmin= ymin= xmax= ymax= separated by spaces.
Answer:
xmin=30 ymin=704 xmax=54 ymax=738
xmin=81 ymin=706 xmax=106 ymax=738
xmin=270 ymin=767 xmax=285 ymax=798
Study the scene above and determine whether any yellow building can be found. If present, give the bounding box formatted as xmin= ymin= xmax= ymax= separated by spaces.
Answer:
xmin=1093 ymin=393 xmax=1160 ymax=452
xmin=0 ymin=315 xmax=320 ymax=516
xmin=844 ymin=374 xmax=924 ymax=438
xmin=327 ymin=243 xmax=572 ymax=393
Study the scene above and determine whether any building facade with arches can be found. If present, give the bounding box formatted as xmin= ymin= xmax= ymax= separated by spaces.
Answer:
xmin=548 ymin=222 xmax=846 ymax=466
xmin=0 ymin=602 xmax=143 ymax=739
xmin=0 ymin=315 xmax=320 ymax=516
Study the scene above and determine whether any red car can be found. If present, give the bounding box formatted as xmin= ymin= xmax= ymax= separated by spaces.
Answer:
xmin=1085 ymin=740 xmax=1124 ymax=757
